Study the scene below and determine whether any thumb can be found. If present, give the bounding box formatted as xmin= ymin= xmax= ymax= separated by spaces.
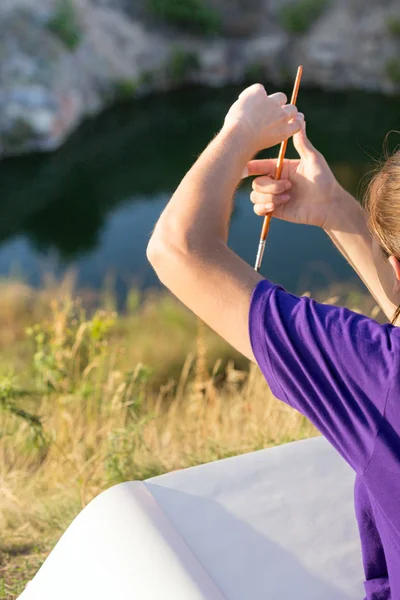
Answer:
xmin=293 ymin=118 xmax=319 ymax=161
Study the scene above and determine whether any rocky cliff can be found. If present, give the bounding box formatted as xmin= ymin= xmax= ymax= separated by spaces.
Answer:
xmin=0 ymin=0 xmax=399 ymax=156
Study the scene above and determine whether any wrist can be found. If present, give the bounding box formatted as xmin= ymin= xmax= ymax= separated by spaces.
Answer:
xmin=323 ymin=186 xmax=362 ymax=232
xmin=219 ymin=120 xmax=259 ymax=161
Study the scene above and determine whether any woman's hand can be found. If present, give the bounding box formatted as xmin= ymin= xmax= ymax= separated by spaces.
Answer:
xmin=223 ymin=84 xmax=303 ymax=155
xmin=246 ymin=119 xmax=345 ymax=229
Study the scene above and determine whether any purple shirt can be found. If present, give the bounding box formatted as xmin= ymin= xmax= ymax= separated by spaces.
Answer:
xmin=249 ymin=279 xmax=400 ymax=600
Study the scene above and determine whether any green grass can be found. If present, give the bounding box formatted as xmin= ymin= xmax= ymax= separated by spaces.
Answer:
xmin=0 ymin=542 xmax=49 ymax=600
xmin=146 ymin=0 xmax=221 ymax=35
xmin=280 ymin=0 xmax=328 ymax=34
xmin=47 ymin=0 xmax=82 ymax=51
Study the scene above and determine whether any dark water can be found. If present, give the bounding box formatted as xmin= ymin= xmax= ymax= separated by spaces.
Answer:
xmin=0 ymin=85 xmax=398 ymax=304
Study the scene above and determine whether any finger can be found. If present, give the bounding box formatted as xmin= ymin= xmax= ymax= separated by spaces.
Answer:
xmin=244 ymin=157 xmax=298 ymax=179
xmin=238 ymin=83 xmax=266 ymax=99
xmin=253 ymin=201 xmax=289 ymax=218
xmin=252 ymin=177 xmax=291 ymax=194
xmin=284 ymin=114 xmax=303 ymax=137
xmin=244 ymin=159 xmax=276 ymax=178
xmin=250 ymin=190 xmax=291 ymax=207
xmin=293 ymin=116 xmax=319 ymax=160
xmin=268 ymin=92 xmax=287 ymax=106
xmin=282 ymin=104 xmax=298 ymax=120
xmin=253 ymin=202 xmax=275 ymax=216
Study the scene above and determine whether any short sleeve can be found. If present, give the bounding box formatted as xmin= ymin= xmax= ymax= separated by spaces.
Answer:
xmin=248 ymin=279 xmax=396 ymax=474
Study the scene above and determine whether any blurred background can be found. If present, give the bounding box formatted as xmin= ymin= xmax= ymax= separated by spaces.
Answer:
xmin=0 ymin=0 xmax=399 ymax=302
xmin=1 ymin=3 xmax=400 ymax=597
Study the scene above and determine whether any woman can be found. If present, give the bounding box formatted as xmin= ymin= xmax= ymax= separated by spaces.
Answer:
xmin=147 ymin=84 xmax=400 ymax=600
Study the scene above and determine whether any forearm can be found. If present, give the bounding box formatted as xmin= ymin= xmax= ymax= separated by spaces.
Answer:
xmin=324 ymin=190 xmax=399 ymax=321
xmin=150 ymin=123 xmax=253 ymax=251
xmin=147 ymin=121 xmax=262 ymax=363
xmin=147 ymin=84 xmax=305 ymax=363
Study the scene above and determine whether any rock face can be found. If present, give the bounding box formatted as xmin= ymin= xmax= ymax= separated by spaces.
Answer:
xmin=0 ymin=10 xmax=83 ymax=155
xmin=0 ymin=0 xmax=399 ymax=156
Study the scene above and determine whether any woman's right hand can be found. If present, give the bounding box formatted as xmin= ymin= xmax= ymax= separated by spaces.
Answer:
xmin=245 ymin=119 xmax=345 ymax=230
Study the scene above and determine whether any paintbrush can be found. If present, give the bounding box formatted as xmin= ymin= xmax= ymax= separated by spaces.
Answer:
xmin=254 ymin=65 xmax=303 ymax=272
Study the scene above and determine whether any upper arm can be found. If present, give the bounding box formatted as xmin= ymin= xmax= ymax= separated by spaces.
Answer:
xmin=249 ymin=280 xmax=396 ymax=472
xmin=148 ymin=236 xmax=396 ymax=473
xmin=147 ymin=237 xmax=263 ymax=362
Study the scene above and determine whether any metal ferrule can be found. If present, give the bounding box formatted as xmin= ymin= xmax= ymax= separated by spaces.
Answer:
xmin=254 ymin=239 xmax=266 ymax=272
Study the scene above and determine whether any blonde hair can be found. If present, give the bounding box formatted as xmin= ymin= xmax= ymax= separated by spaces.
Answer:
xmin=364 ymin=147 xmax=400 ymax=325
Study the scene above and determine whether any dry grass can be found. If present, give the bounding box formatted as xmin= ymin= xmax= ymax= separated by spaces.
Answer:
xmin=0 ymin=278 xmax=382 ymax=598
xmin=0 ymin=352 xmax=318 ymax=546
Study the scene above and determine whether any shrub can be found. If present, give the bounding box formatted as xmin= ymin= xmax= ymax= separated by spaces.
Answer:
xmin=169 ymin=48 xmax=200 ymax=83
xmin=146 ymin=0 xmax=221 ymax=35
xmin=280 ymin=0 xmax=328 ymax=34
xmin=47 ymin=0 xmax=82 ymax=50
xmin=139 ymin=70 xmax=156 ymax=87
xmin=244 ymin=62 xmax=266 ymax=83
xmin=26 ymin=299 xmax=116 ymax=393
xmin=0 ymin=376 xmax=46 ymax=449
xmin=114 ymin=79 xmax=139 ymax=101
xmin=386 ymin=16 xmax=400 ymax=37
xmin=386 ymin=58 xmax=400 ymax=84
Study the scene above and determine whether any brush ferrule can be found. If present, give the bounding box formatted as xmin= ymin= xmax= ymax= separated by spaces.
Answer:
xmin=254 ymin=240 xmax=266 ymax=272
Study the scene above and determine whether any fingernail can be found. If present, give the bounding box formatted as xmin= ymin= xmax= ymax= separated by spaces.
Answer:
xmin=285 ymin=181 xmax=292 ymax=189
xmin=281 ymin=194 xmax=290 ymax=201
xmin=264 ymin=203 xmax=274 ymax=211
xmin=242 ymin=166 xmax=249 ymax=179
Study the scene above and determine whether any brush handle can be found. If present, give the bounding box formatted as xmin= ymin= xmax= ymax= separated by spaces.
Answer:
xmin=259 ymin=138 xmax=288 ymax=242
xmin=254 ymin=66 xmax=303 ymax=272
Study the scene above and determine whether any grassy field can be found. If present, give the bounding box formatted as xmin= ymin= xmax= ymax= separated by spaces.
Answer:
xmin=0 ymin=277 xmax=381 ymax=599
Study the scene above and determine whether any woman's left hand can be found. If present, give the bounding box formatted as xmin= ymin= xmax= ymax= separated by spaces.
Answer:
xmin=222 ymin=84 xmax=303 ymax=155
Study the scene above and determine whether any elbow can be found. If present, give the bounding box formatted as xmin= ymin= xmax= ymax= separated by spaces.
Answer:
xmin=147 ymin=216 xmax=212 ymax=279
xmin=147 ymin=222 xmax=180 ymax=278
xmin=147 ymin=233 xmax=166 ymax=275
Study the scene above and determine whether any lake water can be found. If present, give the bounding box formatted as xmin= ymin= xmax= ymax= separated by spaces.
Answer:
xmin=0 ymin=85 xmax=398 ymax=305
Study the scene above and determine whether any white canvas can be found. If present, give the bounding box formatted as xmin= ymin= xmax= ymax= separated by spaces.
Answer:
xmin=18 ymin=436 xmax=365 ymax=599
